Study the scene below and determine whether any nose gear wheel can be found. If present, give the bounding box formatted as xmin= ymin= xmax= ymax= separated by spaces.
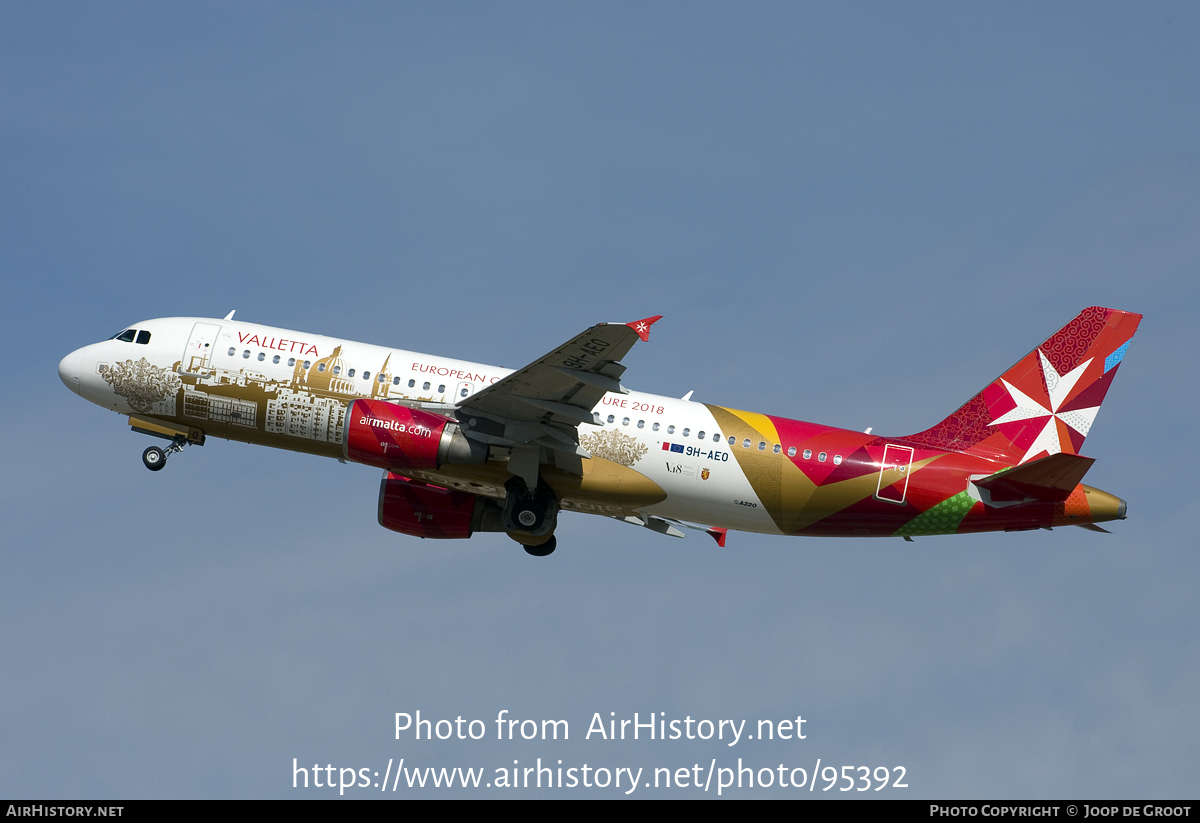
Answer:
xmin=141 ymin=435 xmax=190 ymax=472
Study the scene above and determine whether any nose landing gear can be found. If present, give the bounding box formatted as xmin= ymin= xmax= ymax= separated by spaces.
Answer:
xmin=130 ymin=417 xmax=205 ymax=473
xmin=141 ymin=435 xmax=189 ymax=472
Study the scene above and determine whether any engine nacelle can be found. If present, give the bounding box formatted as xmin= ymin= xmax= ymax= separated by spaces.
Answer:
xmin=345 ymin=398 xmax=486 ymax=472
xmin=378 ymin=473 xmax=503 ymax=539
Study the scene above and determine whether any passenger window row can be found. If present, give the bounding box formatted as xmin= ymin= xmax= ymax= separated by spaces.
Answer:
xmin=725 ymin=436 xmax=839 ymax=463
xmin=593 ymin=414 xmax=723 ymax=442
xmin=588 ymin=413 xmax=844 ymax=465
xmin=222 ymin=348 xmax=450 ymax=394
xmin=228 ymin=347 xmax=313 ymax=370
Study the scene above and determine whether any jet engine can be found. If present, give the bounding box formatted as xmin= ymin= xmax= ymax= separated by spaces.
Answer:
xmin=345 ymin=398 xmax=487 ymax=472
xmin=377 ymin=472 xmax=503 ymax=539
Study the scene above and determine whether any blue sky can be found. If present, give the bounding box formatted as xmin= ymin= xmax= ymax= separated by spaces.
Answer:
xmin=2 ymin=2 xmax=1198 ymax=798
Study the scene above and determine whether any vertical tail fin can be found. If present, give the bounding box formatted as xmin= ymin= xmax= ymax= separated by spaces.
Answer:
xmin=907 ymin=306 xmax=1142 ymax=463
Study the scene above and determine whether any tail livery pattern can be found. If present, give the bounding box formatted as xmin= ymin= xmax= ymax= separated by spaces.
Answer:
xmin=907 ymin=307 xmax=1141 ymax=463
xmin=704 ymin=307 xmax=1139 ymax=537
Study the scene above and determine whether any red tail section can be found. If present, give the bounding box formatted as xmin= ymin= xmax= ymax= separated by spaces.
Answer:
xmin=907 ymin=307 xmax=1142 ymax=464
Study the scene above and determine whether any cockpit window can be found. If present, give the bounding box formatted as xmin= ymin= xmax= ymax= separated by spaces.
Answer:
xmin=136 ymin=330 xmax=151 ymax=344
xmin=113 ymin=330 xmax=137 ymax=343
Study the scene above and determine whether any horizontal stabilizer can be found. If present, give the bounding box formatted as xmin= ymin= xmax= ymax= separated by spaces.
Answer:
xmin=974 ymin=453 xmax=1095 ymax=502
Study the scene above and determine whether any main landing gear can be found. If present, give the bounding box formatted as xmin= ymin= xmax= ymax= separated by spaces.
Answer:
xmin=523 ymin=536 xmax=557 ymax=557
xmin=142 ymin=435 xmax=189 ymax=472
xmin=502 ymin=476 xmax=560 ymax=557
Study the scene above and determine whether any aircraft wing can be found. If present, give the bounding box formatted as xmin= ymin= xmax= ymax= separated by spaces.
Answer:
xmin=455 ymin=316 xmax=661 ymax=481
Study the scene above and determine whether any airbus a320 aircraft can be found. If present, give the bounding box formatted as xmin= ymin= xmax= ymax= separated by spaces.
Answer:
xmin=59 ymin=307 xmax=1139 ymax=556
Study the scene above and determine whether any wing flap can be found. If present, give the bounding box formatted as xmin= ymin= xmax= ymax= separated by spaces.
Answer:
xmin=511 ymin=395 xmax=601 ymax=426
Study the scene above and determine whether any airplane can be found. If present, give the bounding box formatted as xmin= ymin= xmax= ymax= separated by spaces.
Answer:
xmin=58 ymin=306 xmax=1140 ymax=557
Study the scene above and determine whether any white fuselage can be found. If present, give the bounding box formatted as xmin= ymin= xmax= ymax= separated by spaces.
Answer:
xmin=59 ymin=317 xmax=781 ymax=534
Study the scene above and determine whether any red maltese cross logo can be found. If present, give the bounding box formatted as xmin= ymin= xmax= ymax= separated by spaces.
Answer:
xmin=625 ymin=316 xmax=663 ymax=342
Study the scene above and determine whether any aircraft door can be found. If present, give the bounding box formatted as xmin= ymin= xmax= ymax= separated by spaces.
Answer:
xmin=455 ymin=381 xmax=475 ymax=401
xmin=182 ymin=322 xmax=222 ymax=374
xmin=875 ymin=443 xmax=915 ymax=504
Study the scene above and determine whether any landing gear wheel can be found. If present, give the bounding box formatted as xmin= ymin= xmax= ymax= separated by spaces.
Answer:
xmin=524 ymin=536 xmax=556 ymax=557
xmin=502 ymin=476 xmax=559 ymax=537
xmin=142 ymin=446 xmax=167 ymax=471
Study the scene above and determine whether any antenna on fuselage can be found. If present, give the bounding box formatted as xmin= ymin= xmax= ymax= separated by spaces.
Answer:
xmin=681 ymin=390 xmax=694 ymax=401
xmin=224 ymin=310 xmax=236 ymax=320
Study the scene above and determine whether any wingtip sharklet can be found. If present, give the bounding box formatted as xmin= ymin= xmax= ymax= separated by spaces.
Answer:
xmin=626 ymin=315 xmax=663 ymax=342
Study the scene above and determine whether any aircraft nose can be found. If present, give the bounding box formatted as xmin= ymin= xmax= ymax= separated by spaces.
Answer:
xmin=58 ymin=349 xmax=83 ymax=395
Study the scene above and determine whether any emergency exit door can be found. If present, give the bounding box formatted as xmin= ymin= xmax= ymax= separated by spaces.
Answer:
xmin=875 ymin=443 xmax=915 ymax=504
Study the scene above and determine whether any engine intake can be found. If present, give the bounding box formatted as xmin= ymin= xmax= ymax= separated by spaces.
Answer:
xmin=345 ymin=398 xmax=486 ymax=472
xmin=378 ymin=473 xmax=503 ymax=539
